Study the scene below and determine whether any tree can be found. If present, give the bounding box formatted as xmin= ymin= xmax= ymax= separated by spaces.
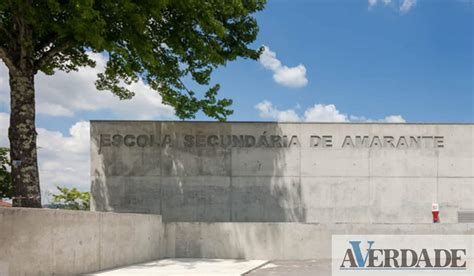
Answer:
xmin=0 ymin=0 xmax=266 ymax=207
xmin=51 ymin=186 xmax=90 ymax=210
xmin=0 ymin=147 xmax=13 ymax=199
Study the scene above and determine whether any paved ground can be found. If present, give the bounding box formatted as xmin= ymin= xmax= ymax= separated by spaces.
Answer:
xmin=87 ymin=259 xmax=332 ymax=275
xmin=245 ymin=260 xmax=331 ymax=276
xmin=87 ymin=258 xmax=269 ymax=276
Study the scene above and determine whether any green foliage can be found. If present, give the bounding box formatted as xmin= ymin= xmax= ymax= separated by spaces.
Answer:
xmin=0 ymin=147 xmax=12 ymax=199
xmin=51 ymin=186 xmax=90 ymax=210
xmin=0 ymin=0 xmax=266 ymax=120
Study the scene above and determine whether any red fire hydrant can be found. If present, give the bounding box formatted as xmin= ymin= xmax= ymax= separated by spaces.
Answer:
xmin=432 ymin=203 xmax=440 ymax=223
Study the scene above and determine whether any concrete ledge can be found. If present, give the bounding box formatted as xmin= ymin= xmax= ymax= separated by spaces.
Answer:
xmin=164 ymin=222 xmax=474 ymax=260
xmin=0 ymin=207 xmax=164 ymax=275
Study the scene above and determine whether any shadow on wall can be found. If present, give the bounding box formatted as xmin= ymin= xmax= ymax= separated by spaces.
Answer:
xmin=159 ymin=122 xmax=305 ymax=222
xmin=91 ymin=121 xmax=306 ymax=222
xmin=164 ymin=221 xmax=338 ymax=260
xmin=164 ymin=222 xmax=290 ymax=259
xmin=91 ymin=122 xmax=163 ymax=214
xmin=227 ymin=122 xmax=305 ymax=222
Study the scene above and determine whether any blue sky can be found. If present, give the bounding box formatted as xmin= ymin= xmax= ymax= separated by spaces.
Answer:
xmin=211 ymin=0 xmax=473 ymax=123
xmin=0 ymin=0 xmax=472 ymax=197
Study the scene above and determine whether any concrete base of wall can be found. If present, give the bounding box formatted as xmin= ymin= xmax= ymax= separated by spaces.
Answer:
xmin=164 ymin=222 xmax=474 ymax=260
xmin=2 ymin=208 xmax=473 ymax=275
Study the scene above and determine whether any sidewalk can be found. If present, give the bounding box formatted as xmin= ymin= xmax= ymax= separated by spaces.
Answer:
xmin=87 ymin=258 xmax=269 ymax=276
xmin=247 ymin=260 xmax=331 ymax=276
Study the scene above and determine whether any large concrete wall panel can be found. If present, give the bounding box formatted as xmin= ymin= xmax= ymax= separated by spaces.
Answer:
xmin=50 ymin=211 xmax=101 ymax=274
xmin=91 ymin=121 xmax=163 ymax=177
xmin=99 ymin=212 xmax=163 ymax=269
xmin=301 ymin=177 xmax=370 ymax=223
xmin=369 ymin=149 xmax=438 ymax=177
xmin=368 ymin=177 xmax=437 ymax=223
xmin=437 ymin=125 xmax=474 ymax=177
xmin=161 ymin=122 xmax=232 ymax=177
xmin=300 ymin=124 xmax=370 ymax=177
xmin=231 ymin=176 xmax=304 ymax=222
xmin=230 ymin=123 xmax=301 ymax=177
xmin=367 ymin=124 xmax=439 ymax=177
xmin=438 ymin=177 xmax=474 ymax=223
xmin=91 ymin=121 xmax=474 ymax=223
xmin=92 ymin=176 xmax=161 ymax=213
xmin=91 ymin=176 xmax=125 ymax=212
xmin=161 ymin=176 xmax=231 ymax=221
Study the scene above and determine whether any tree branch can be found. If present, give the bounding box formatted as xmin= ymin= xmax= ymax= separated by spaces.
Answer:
xmin=34 ymin=41 xmax=72 ymax=73
xmin=35 ymin=33 xmax=57 ymax=53
xmin=0 ymin=25 xmax=13 ymax=42
xmin=0 ymin=46 xmax=17 ymax=73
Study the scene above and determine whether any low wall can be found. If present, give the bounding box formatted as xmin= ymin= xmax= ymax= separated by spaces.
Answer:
xmin=164 ymin=222 xmax=474 ymax=260
xmin=0 ymin=207 xmax=164 ymax=276
xmin=2 ymin=208 xmax=472 ymax=275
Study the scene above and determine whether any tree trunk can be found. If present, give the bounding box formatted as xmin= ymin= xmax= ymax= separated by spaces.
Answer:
xmin=8 ymin=70 xmax=42 ymax=207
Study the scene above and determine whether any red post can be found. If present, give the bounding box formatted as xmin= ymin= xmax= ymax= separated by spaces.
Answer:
xmin=432 ymin=203 xmax=440 ymax=223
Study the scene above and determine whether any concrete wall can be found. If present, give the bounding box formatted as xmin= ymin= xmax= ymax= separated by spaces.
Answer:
xmin=2 ymin=208 xmax=472 ymax=273
xmin=164 ymin=222 xmax=474 ymax=260
xmin=91 ymin=121 xmax=474 ymax=223
xmin=0 ymin=207 xmax=164 ymax=276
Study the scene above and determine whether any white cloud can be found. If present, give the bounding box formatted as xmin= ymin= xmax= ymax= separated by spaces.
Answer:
xmin=369 ymin=0 xmax=416 ymax=13
xmin=255 ymin=100 xmax=301 ymax=122
xmin=350 ymin=114 xmax=406 ymax=123
xmin=400 ymin=0 xmax=416 ymax=13
xmin=0 ymin=113 xmax=9 ymax=146
xmin=255 ymin=100 xmax=405 ymax=123
xmin=304 ymin=104 xmax=348 ymax=122
xmin=369 ymin=0 xmax=392 ymax=9
xmin=368 ymin=0 xmax=378 ymax=8
xmin=37 ymin=103 xmax=75 ymax=117
xmin=37 ymin=122 xmax=90 ymax=194
xmin=0 ymin=54 xmax=175 ymax=119
xmin=259 ymin=46 xmax=308 ymax=88
xmin=0 ymin=112 xmax=90 ymax=203
xmin=383 ymin=115 xmax=406 ymax=122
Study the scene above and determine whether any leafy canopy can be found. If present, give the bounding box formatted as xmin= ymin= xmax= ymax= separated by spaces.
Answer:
xmin=0 ymin=0 xmax=266 ymax=120
xmin=51 ymin=186 xmax=90 ymax=210
xmin=0 ymin=148 xmax=12 ymax=199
